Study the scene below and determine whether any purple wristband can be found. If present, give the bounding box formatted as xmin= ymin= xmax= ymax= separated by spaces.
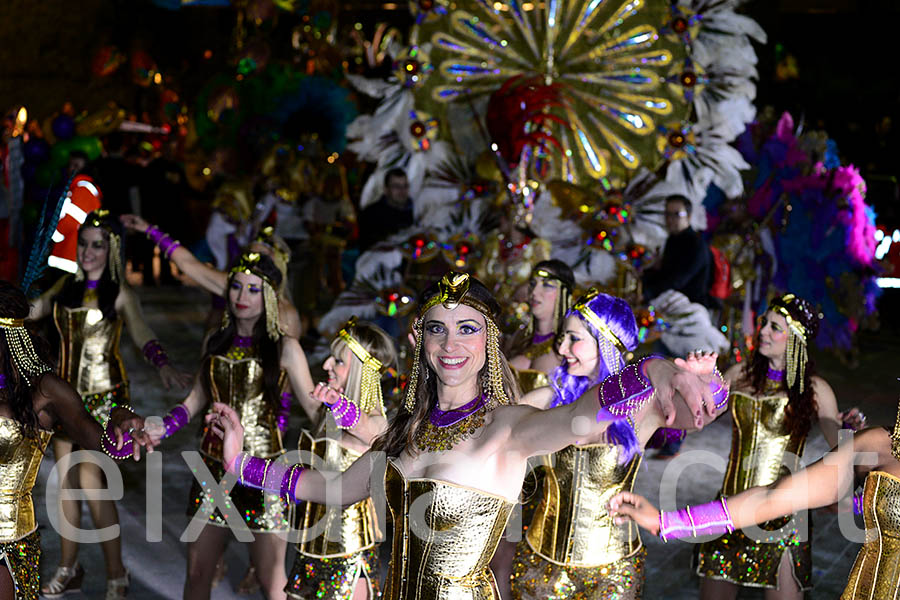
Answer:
xmin=142 ymin=339 xmax=170 ymax=369
xmin=646 ymin=427 xmax=686 ymax=449
xmin=325 ymin=394 xmax=361 ymax=429
xmin=101 ymin=422 xmax=135 ymax=460
xmin=233 ymin=452 xmax=304 ymax=502
xmin=277 ymin=392 xmax=291 ymax=433
xmin=597 ymin=355 xmax=662 ymax=420
xmin=146 ymin=225 xmax=164 ymax=244
xmin=853 ymin=491 xmax=864 ymax=516
xmin=163 ymin=404 xmax=190 ymax=439
xmin=159 ymin=236 xmax=181 ymax=259
xmin=659 ymin=498 xmax=734 ymax=541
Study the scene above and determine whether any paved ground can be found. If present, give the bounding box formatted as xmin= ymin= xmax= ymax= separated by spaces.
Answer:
xmin=32 ymin=285 xmax=898 ymax=598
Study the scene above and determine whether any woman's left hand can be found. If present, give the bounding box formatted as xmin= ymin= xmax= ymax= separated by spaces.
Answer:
xmin=108 ymin=408 xmax=157 ymax=461
xmin=839 ymin=407 xmax=866 ymax=431
xmin=158 ymin=365 xmax=193 ymax=391
xmin=206 ymin=402 xmax=245 ymax=473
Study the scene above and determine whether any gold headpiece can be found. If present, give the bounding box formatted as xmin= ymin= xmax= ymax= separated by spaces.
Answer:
xmin=0 ymin=318 xmax=51 ymax=386
xmin=767 ymin=293 xmax=812 ymax=393
xmin=224 ymin=252 xmax=282 ymax=340
xmin=253 ymin=225 xmax=290 ymax=278
xmin=337 ymin=317 xmax=386 ymax=415
xmin=405 ymin=272 xmax=510 ymax=412
xmin=532 ymin=267 xmax=573 ymax=340
xmin=573 ymin=288 xmax=627 ymax=376
xmin=77 ymin=209 xmax=124 ymax=284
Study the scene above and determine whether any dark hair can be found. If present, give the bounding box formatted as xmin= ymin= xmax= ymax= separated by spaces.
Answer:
xmin=373 ymin=275 xmax=518 ymax=458
xmin=507 ymin=260 xmax=575 ymax=357
xmin=204 ymin=255 xmax=284 ymax=412
xmin=533 ymin=259 xmax=574 ymax=291
xmin=666 ymin=194 xmax=692 ymax=216
xmin=0 ymin=281 xmax=53 ymax=439
xmin=740 ymin=296 xmax=820 ymax=439
xmin=383 ymin=168 xmax=407 ymax=187
xmin=55 ymin=218 xmax=126 ymax=320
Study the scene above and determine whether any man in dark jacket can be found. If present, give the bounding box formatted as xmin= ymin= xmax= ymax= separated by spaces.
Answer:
xmin=357 ymin=168 xmax=414 ymax=252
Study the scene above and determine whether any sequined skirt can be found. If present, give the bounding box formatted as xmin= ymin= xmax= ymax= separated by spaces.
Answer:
xmin=187 ymin=453 xmax=292 ymax=532
xmin=511 ymin=540 xmax=645 ymax=600
xmin=57 ymin=383 xmax=129 ymax=442
xmin=0 ymin=530 xmax=40 ymax=600
xmin=286 ymin=548 xmax=381 ymax=600
xmin=695 ymin=514 xmax=811 ymax=590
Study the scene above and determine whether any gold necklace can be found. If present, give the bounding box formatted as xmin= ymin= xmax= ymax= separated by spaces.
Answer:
xmin=415 ymin=395 xmax=488 ymax=453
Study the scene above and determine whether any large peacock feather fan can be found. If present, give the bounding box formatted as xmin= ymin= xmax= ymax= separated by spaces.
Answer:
xmin=21 ymin=177 xmax=72 ymax=298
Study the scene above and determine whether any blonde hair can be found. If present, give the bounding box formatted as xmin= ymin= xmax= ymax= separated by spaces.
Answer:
xmin=329 ymin=322 xmax=397 ymax=415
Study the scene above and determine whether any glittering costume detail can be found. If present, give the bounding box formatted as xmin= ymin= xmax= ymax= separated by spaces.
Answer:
xmin=414 ymin=395 xmax=488 ymax=453
xmin=80 ymin=383 xmax=130 ymax=426
xmin=841 ymin=471 xmax=900 ymax=599
xmin=695 ymin=391 xmax=811 ymax=590
xmin=53 ymin=304 xmax=128 ymax=399
xmin=513 ymin=368 xmax=550 ymax=395
xmin=0 ymin=530 xmax=41 ymax=600
xmin=512 ymin=541 xmax=644 ymax=600
xmin=286 ymin=548 xmax=381 ymax=600
xmin=384 ymin=461 xmax=514 ymax=600
xmin=187 ymin=342 xmax=291 ymax=532
xmin=512 ymin=444 xmax=643 ymax=599
xmin=0 ymin=417 xmax=52 ymax=600
xmin=288 ymin=418 xmax=383 ymax=599
xmin=522 ymin=337 xmax=555 ymax=361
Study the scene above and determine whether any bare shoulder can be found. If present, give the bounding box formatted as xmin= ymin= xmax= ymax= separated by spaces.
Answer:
xmin=810 ymin=375 xmax=835 ymax=396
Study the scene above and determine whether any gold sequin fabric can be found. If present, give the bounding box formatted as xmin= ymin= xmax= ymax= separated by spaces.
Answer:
xmin=53 ymin=304 xmax=127 ymax=396
xmin=200 ymin=348 xmax=286 ymax=460
xmin=695 ymin=392 xmax=810 ymax=589
xmin=81 ymin=382 xmax=130 ymax=425
xmin=383 ymin=461 xmax=515 ymax=600
xmin=0 ymin=529 xmax=41 ymax=600
xmin=297 ymin=425 xmax=382 ymax=558
xmin=841 ymin=471 xmax=900 ymax=599
xmin=511 ymin=541 xmax=644 ymax=600
xmin=186 ymin=453 xmax=292 ymax=532
xmin=0 ymin=418 xmax=52 ymax=543
xmin=414 ymin=406 xmax=488 ymax=454
xmin=286 ymin=548 xmax=381 ymax=600
xmin=526 ymin=444 xmax=642 ymax=567
xmin=512 ymin=369 xmax=550 ymax=395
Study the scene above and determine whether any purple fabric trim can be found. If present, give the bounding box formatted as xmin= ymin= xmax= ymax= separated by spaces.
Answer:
xmin=532 ymin=331 xmax=555 ymax=344
xmin=85 ymin=279 xmax=100 ymax=290
xmin=277 ymin=392 xmax=291 ymax=433
xmin=429 ymin=394 xmax=486 ymax=427
xmin=766 ymin=367 xmax=785 ymax=383
xmin=659 ymin=499 xmax=734 ymax=541
xmin=101 ymin=422 xmax=135 ymax=460
xmin=324 ymin=394 xmax=361 ymax=429
xmin=645 ymin=427 xmax=686 ymax=449
xmin=853 ymin=491 xmax=863 ymax=516
xmin=0 ymin=374 xmax=6 ymax=389
xmin=235 ymin=452 xmax=304 ymax=501
xmin=233 ymin=335 xmax=254 ymax=348
xmin=163 ymin=404 xmax=190 ymax=439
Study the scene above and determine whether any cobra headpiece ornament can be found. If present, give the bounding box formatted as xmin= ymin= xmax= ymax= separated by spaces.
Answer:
xmin=225 ymin=252 xmax=282 ymax=340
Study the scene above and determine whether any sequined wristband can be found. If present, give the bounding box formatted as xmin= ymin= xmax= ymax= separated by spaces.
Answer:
xmin=100 ymin=421 xmax=135 ymax=461
xmin=145 ymin=225 xmax=182 ymax=260
xmin=324 ymin=394 xmax=361 ymax=429
xmin=162 ymin=404 xmax=190 ymax=439
xmin=231 ymin=452 xmax=305 ymax=502
xmin=598 ymin=355 xmax=663 ymax=412
xmin=142 ymin=339 xmax=170 ymax=369
xmin=710 ymin=367 xmax=730 ymax=410
xmin=659 ymin=498 xmax=734 ymax=542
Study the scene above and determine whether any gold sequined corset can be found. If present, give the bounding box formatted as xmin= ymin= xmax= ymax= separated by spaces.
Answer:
xmin=842 ymin=471 xmax=900 ymax=599
xmin=200 ymin=352 xmax=286 ymax=460
xmin=722 ymin=392 xmax=807 ymax=495
xmin=526 ymin=443 xmax=642 ymax=567
xmin=297 ymin=422 xmax=382 ymax=558
xmin=53 ymin=304 xmax=126 ymax=396
xmin=0 ymin=418 xmax=52 ymax=542
xmin=384 ymin=461 xmax=515 ymax=600
xmin=513 ymin=369 xmax=550 ymax=395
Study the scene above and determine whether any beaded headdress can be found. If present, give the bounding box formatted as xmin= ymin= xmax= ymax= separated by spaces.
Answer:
xmin=573 ymin=288 xmax=627 ymax=376
xmin=337 ymin=316 xmax=387 ymax=415
xmin=0 ymin=317 xmax=52 ymax=386
xmin=224 ymin=252 xmax=282 ymax=340
xmin=77 ymin=209 xmax=124 ymax=284
xmin=253 ymin=225 xmax=290 ymax=279
xmin=404 ymin=272 xmax=510 ymax=412
xmin=768 ymin=293 xmax=817 ymax=393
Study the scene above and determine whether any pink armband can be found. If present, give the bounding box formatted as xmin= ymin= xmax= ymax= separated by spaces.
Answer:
xmin=231 ymin=452 xmax=305 ymax=501
xmin=659 ymin=498 xmax=734 ymax=542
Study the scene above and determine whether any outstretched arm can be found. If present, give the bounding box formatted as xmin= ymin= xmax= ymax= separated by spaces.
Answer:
xmin=208 ymin=402 xmax=376 ymax=506
xmin=610 ymin=427 xmax=887 ymax=536
xmin=27 ymin=275 xmax=68 ymax=321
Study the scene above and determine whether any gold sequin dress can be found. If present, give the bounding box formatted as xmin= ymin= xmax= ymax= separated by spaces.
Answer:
xmin=286 ymin=413 xmax=383 ymax=599
xmin=0 ymin=417 xmax=52 ymax=600
xmin=53 ymin=304 xmax=129 ymax=425
xmin=511 ymin=444 xmax=645 ymax=600
xmin=187 ymin=341 xmax=292 ymax=532
xmin=695 ymin=391 xmax=811 ymax=590
xmin=383 ymin=461 xmax=515 ymax=600
xmin=841 ymin=470 xmax=900 ymax=599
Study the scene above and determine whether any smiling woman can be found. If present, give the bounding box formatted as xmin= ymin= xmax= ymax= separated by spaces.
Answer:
xmin=206 ymin=271 xmax=721 ymax=600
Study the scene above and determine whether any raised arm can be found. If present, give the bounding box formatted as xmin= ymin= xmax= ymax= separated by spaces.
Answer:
xmin=27 ymin=275 xmax=68 ymax=321
xmin=209 ymin=402 xmax=376 ymax=506
xmin=812 ymin=376 xmax=843 ymax=448
xmin=116 ymin=285 xmax=191 ymax=390
xmin=280 ymin=336 xmax=317 ymax=422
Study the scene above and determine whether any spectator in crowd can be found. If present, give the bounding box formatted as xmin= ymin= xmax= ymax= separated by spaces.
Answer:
xmin=357 ymin=168 xmax=414 ymax=252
